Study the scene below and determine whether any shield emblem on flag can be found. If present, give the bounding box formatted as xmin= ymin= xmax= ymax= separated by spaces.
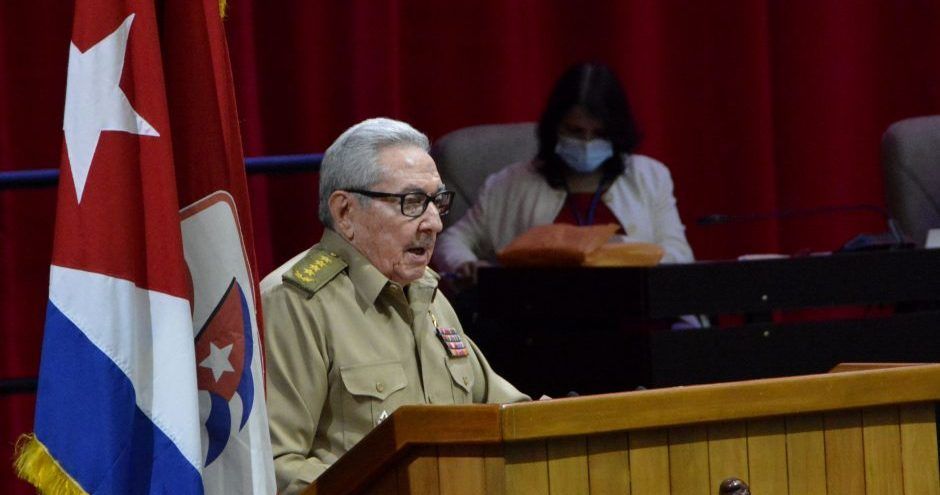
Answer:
xmin=194 ymin=277 xmax=254 ymax=464
xmin=182 ymin=191 xmax=271 ymax=484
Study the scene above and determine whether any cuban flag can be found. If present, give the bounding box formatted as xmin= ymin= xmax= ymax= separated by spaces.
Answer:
xmin=15 ymin=0 xmax=275 ymax=493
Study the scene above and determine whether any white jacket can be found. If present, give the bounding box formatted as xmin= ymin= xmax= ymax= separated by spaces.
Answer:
xmin=433 ymin=154 xmax=694 ymax=273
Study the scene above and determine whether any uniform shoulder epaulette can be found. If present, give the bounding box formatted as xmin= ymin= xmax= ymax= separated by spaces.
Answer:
xmin=283 ymin=248 xmax=346 ymax=296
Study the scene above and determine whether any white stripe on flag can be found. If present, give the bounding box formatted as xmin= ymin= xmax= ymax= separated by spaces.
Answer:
xmin=49 ymin=264 xmax=203 ymax=473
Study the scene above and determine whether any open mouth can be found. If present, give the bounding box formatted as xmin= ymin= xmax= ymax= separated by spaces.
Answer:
xmin=406 ymin=246 xmax=429 ymax=257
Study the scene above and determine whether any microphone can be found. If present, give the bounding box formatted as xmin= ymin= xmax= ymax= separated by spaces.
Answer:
xmin=696 ymin=204 xmax=914 ymax=251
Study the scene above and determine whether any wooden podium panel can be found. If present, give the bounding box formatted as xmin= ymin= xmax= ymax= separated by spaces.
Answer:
xmin=305 ymin=365 xmax=940 ymax=495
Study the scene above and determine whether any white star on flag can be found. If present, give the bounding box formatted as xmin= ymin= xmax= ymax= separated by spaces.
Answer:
xmin=199 ymin=342 xmax=235 ymax=382
xmin=63 ymin=13 xmax=159 ymax=203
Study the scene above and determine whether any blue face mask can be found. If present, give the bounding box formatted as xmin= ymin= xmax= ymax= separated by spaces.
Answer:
xmin=554 ymin=136 xmax=614 ymax=173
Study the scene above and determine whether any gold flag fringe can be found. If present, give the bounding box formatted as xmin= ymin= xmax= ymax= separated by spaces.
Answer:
xmin=219 ymin=0 xmax=227 ymax=17
xmin=14 ymin=434 xmax=86 ymax=495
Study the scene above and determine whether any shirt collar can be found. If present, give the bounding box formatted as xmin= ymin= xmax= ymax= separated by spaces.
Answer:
xmin=319 ymin=229 xmax=439 ymax=306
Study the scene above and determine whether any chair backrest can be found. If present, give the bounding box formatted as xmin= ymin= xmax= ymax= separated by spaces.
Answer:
xmin=881 ymin=115 xmax=940 ymax=247
xmin=431 ymin=122 xmax=538 ymax=226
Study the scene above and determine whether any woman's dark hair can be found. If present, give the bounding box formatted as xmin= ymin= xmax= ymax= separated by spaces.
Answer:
xmin=536 ymin=63 xmax=641 ymax=188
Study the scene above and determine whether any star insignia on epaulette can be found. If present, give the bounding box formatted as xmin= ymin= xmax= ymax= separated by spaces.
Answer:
xmin=284 ymin=249 xmax=345 ymax=296
xmin=295 ymin=254 xmax=333 ymax=283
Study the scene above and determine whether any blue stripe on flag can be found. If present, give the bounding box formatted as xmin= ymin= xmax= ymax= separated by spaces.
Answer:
xmin=35 ymin=301 xmax=203 ymax=494
xmin=236 ymin=284 xmax=254 ymax=430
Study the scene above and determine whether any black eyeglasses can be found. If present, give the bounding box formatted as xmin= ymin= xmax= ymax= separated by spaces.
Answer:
xmin=344 ymin=189 xmax=455 ymax=218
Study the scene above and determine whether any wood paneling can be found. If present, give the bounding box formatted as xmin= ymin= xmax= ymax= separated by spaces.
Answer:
xmin=500 ymin=365 xmax=940 ymax=441
xmin=668 ymin=426 xmax=709 ymax=495
xmin=505 ymin=441 xmax=549 ymax=495
xmin=746 ymin=418 xmax=789 ymax=495
xmin=397 ymin=447 xmax=440 ymax=495
xmin=306 ymin=365 xmax=940 ymax=495
xmin=587 ymin=433 xmax=631 ymax=495
xmin=438 ymin=445 xmax=486 ymax=495
xmin=707 ymin=422 xmax=749 ymax=495
xmin=862 ymin=407 xmax=903 ymax=494
xmin=629 ymin=429 xmax=670 ymax=493
xmin=899 ymin=403 xmax=940 ymax=495
xmin=311 ymin=404 xmax=500 ymax=495
xmin=786 ymin=414 xmax=827 ymax=494
xmin=484 ymin=445 xmax=506 ymax=495
xmin=366 ymin=470 xmax=399 ymax=495
xmin=546 ymin=437 xmax=588 ymax=495
xmin=824 ymin=411 xmax=865 ymax=495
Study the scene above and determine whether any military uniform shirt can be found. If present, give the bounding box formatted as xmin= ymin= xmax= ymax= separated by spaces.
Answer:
xmin=262 ymin=229 xmax=529 ymax=494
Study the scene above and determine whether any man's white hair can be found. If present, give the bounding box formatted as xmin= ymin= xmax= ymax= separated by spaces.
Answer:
xmin=318 ymin=117 xmax=431 ymax=228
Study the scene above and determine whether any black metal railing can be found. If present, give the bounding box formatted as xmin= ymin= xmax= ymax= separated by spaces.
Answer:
xmin=0 ymin=153 xmax=323 ymax=190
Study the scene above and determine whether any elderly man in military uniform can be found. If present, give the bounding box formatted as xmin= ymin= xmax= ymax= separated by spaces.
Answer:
xmin=261 ymin=117 xmax=529 ymax=493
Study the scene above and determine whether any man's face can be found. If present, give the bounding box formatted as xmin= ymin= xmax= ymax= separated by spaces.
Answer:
xmin=345 ymin=145 xmax=445 ymax=285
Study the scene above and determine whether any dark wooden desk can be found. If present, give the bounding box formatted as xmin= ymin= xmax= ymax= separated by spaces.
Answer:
xmin=464 ymin=249 xmax=940 ymax=397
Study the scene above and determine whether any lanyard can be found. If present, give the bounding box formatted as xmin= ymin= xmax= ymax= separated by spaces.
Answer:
xmin=564 ymin=179 xmax=607 ymax=226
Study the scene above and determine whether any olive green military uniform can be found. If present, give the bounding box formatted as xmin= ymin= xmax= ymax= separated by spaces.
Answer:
xmin=262 ymin=229 xmax=529 ymax=494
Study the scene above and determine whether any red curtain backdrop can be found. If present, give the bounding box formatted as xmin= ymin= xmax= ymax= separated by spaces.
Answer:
xmin=3 ymin=1 xmax=940 ymax=492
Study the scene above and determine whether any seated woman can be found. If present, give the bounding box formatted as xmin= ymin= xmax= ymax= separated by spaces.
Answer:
xmin=433 ymin=62 xmax=694 ymax=279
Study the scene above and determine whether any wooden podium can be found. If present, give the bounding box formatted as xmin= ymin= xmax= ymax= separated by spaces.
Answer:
xmin=304 ymin=364 xmax=940 ymax=494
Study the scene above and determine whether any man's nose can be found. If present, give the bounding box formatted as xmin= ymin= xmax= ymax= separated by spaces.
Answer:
xmin=420 ymin=203 xmax=444 ymax=233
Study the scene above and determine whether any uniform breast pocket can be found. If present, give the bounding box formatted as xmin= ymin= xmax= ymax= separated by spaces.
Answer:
xmin=445 ymin=358 xmax=474 ymax=404
xmin=339 ymin=361 xmax=408 ymax=448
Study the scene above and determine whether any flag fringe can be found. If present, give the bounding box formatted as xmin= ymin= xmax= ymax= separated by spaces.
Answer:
xmin=14 ymin=434 xmax=87 ymax=495
xmin=219 ymin=0 xmax=227 ymax=17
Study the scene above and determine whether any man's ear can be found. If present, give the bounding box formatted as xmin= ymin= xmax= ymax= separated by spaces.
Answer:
xmin=329 ymin=191 xmax=357 ymax=240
